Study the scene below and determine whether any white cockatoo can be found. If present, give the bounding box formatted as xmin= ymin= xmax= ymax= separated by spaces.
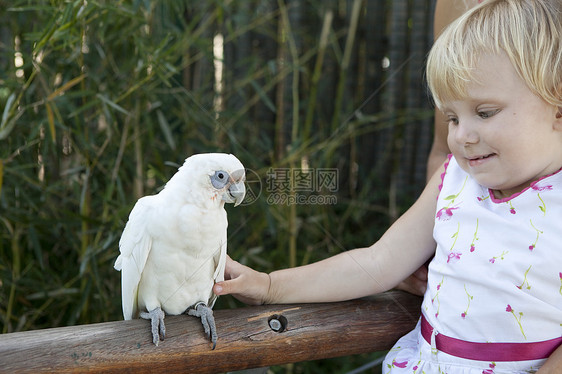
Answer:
xmin=114 ymin=153 xmax=246 ymax=348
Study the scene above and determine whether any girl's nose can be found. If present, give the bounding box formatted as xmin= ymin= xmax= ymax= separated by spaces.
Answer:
xmin=452 ymin=120 xmax=479 ymax=146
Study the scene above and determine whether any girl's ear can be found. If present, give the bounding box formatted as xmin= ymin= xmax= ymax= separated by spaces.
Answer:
xmin=554 ymin=107 xmax=562 ymax=133
xmin=553 ymin=106 xmax=562 ymax=131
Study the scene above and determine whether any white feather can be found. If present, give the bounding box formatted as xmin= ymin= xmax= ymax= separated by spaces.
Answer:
xmin=114 ymin=153 xmax=245 ymax=319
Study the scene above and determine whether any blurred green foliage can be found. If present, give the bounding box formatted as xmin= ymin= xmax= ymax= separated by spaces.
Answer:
xmin=0 ymin=0 xmax=433 ymax=372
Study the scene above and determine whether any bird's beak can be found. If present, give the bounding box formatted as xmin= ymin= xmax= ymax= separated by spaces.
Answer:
xmin=227 ymin=181 xmax=246 ymax=207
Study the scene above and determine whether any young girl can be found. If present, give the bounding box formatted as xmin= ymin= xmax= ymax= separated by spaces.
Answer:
xmin=214 ymin=0 xmax=562 ymax=372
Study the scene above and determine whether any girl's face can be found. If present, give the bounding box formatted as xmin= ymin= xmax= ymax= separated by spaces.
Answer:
xmin=444 ymin=53 xmax=562 ymax=200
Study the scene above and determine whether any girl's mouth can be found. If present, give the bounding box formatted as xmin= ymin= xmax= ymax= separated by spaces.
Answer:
xmin=467 ymin=153 xmax=495 ymax=167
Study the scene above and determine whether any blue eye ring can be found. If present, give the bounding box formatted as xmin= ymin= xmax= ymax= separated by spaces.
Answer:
xmin=211 ymin=170 xmax=229 ymax=189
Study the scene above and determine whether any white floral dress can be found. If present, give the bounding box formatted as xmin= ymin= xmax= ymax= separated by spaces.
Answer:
xmin=383 ymin=155 xmax=562 ymax=373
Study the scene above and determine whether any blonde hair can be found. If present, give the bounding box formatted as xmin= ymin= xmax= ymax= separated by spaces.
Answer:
xmin=427 ymin=0 xmax=562 ymax=110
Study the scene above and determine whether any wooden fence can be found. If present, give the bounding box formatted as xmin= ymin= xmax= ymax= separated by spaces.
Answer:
xmin=0 ymin=291 xmax=422 ymax=373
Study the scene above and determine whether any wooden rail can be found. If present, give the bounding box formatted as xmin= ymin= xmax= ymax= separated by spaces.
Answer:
xmin=0 ymin=291 xmax=422 ymax=373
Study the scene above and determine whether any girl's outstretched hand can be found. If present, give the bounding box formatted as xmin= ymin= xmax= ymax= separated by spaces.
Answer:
xmin=213 ymin=255 xmax=271 ymax=305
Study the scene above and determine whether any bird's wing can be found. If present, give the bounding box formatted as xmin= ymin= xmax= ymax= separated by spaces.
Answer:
xmin=212 ymin=237 xmax=227 ymax=283
xmin=208 ymin=228 xmax=228 ymax=308
xmin=114 ymin=196 xmax=155 ymax=320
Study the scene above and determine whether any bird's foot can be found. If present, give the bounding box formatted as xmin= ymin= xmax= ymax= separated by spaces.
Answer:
xmin=140 ymin=307 xmax=166 ymax=346
xmin=188 ymin=302 xmax=217 ymax=349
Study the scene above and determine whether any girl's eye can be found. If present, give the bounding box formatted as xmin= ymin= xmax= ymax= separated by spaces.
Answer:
xmin=478 ymin=109 xmax=500 ymax=119
xmin=447 ymin=116 xmax=459 ymax=125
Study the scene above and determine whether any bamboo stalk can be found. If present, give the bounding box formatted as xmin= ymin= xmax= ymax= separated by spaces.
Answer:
xmin=5 ymin=225 xmax=21 ymax=334
xmin=133 ymin=102 xmax=144 ymax=200
xmin=274 ymin=19 xmax=287 ymax=161
xmin=277 ymin=0 xmax=302 ymax=269
xmin=330 ymin=0 xmax=363 ymax=133
xmin=303 ymin=9 xmax=333 ymax=144
xmin=79 ymin=166 xmax=92 ymax=321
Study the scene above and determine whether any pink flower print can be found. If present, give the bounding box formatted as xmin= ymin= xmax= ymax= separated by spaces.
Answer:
xmin=447 ymin=252 xmax=462 ymax=263
xmin=516 ymin=266 xmax=532 ymax=290
xmin=469 ymin=219 xmax=479 ymax=252
xmin=483 ymin=362 xmax=496 ymax=374
xmin=489 ymin=250 xmax=509 ymax=264
xmin=531 ymin=184 xmax=551 ymax=214
xmin=392 ymin=360 xmax=408 ymax=368
xmin=559 ymin=272 xmax=562 ymax=295
xmin=436 ymin=206 xmax=459 ymax=221
xmin=433 ymin=277 xmax=443 ymax=317
xmin=506 ymin=304 xmax=526 ymax=339
xmin=461 ymin=285 xmax=473 ymax=318
xmin=529 ymin=219 xmax=542 ymax=251
xmin=508 ymin=201 xmax=516 ymax=214
xmin=537 ymin=193 xmax=547 ymax=215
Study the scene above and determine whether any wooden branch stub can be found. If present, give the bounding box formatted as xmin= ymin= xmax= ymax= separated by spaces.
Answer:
xmin=0 ymin=291 xmax=421 ymax=373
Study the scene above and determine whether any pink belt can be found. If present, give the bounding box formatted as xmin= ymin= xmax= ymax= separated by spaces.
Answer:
xmin=421 ymin=314 xmax=562 ymax=362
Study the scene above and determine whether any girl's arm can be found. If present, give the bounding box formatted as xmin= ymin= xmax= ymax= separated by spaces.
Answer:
xmin=537 ymin=344 xmax=562 ymax=373
xmin=214 ymin=164 xmax=444 ymax=305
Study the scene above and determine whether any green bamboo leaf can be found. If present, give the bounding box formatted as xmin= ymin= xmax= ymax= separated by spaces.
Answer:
xmin=47 ymin=74 xmax=86 ymax=101
xmin=45 ymin=102 xmax=56 ymax=143
xmin=0 ymin=93 xmax=21 ymax=140
xmin=96 ymin=93 xmax=129 ymax=115
xmin=1 ymin=93 xmax=15 ymax=127
xmin=28 ymin=226 xmax=45 ymax=270
xmin=26 ymin=288 xmax=80 ymax=301
xmin=33 ymin=14 xmax=58 ymax=53
xmin=156 ymin=109 xmax=176 ymax=150
xmin=0 ymin=159 xmax=3 ymax=199
xmin=250 ymin=80 xmax=276 ymax=113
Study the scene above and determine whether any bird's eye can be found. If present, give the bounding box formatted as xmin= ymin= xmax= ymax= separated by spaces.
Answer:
xmin=211 ymin=170 xmax=229 ymax=189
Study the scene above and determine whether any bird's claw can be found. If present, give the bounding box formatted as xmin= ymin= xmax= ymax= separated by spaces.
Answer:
xmin=140 ymin=307 xmax=166 ymax=346
xmin=188 ymin=302 xmax=217 ymax=349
